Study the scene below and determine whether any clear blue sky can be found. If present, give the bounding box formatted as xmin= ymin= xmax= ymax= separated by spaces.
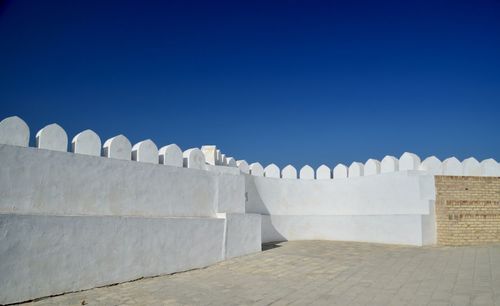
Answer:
xmin=1 ymin=0 xmax=499 ymax=168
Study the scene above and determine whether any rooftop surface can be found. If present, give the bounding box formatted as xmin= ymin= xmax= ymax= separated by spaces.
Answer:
xmin=23 ymin=241 xmax=500 ymax=306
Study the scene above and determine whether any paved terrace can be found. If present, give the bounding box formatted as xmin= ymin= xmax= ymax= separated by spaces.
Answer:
xmin=22 ymin=241 xmax=500 ymax=306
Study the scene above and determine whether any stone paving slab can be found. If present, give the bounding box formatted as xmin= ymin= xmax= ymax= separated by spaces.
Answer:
xmin=20 ymin=241 xmax=500 ymax=306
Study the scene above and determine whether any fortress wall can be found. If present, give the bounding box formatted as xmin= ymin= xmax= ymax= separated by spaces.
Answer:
xmin=0 ymin=114 xmax=497 ymax=248
xmin=0 ymin=142 xmax=257 ymax=304
xmin=0 ymin=115 xmax=498 ymax=302
xmin=0 ymin=116 xmax=258 ymax=304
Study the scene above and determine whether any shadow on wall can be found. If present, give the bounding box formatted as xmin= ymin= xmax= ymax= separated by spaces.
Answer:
xmin=244 ymin=174 xmax=289 ymax=243
xmin=244 ymin=174 xmax=270 ymax=215
xmin=261 ymin=215 xmax=288 ymax=243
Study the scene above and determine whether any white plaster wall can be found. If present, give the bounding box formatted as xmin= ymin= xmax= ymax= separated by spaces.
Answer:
xmin=0 ymin=145 xmax=217 ymax=217
xmin=0 ymin=213 xmax=225 ymax=305
xmin=0 ymin=139 xmax=447 ymax=304
xmin=205 ymin=165 xmax=246 ymax=213
xmin=206 ymin=164 xmax=241 ymax=175
xmin=246 ymin=171 xmax=436 ymax=246
xmin=421 ymin=201 xmax=437 ymax=245
xmin=219 ymin=213 xmax=262 ymax=259
xmin=261 ymin=214 xmax=429 ymax=246
xmin=0 ymin=144 xmax=265 ymax=304
xmin=216 ymin=172 xmax=246 ymax=214
xmin=245 ymin=171 xmax=435 ymax=216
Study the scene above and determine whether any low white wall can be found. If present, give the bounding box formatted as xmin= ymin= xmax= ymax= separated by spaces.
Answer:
xmin=246 ymin=171 xmax=436 ymax=246
xmin=0 ymin=213 xmax=225 ymax=305
xmin=0 ymin=144 xmax=218 ymax=218
xmin=220 ymin=213 xmax=262 ymax=259
xmin=261 ymin=213 xmax=435 ymax=246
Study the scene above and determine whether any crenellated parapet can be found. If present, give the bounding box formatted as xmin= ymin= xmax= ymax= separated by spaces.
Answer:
xmin=0 ymin=115 xmax=497 ymax=304
xmin=239 ymin=152 xmax=499 ymax=179
xmin=1 ymin=115 xmax=499 ymax=179
xmin=0 ymin=115 xmax=206 ymax=170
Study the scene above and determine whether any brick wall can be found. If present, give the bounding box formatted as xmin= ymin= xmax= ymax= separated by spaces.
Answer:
xmin=435 ymin=176 xmax=500 ymax=245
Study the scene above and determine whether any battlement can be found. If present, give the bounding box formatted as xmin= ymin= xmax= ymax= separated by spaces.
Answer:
xmin=1 ymin=115 xmax=498 ymax=180
xmin=0 ymin=115 xmax=498 ymax=304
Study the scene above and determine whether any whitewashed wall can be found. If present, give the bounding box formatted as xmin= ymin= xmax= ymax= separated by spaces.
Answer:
xmin=246 ymin=171 xmax=435 ymax=216
xmin=245 ymin=171 xmax=436 ymax=246
xmin=261 ymin=213 xmax=435 ymax=246
xmin=0 ymin=144 xmax=261 ymax=304
xmin=0 ymin=144 xmax=217 ymax=218
xmin=0 ymin=214 xmax=225 ymax=305
xmin=0 ymin=117 xmax=262 ymax=304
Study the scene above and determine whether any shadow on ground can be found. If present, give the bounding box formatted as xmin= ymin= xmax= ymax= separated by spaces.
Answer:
xmin=261 ymin=241 xmax=285 ymax=251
